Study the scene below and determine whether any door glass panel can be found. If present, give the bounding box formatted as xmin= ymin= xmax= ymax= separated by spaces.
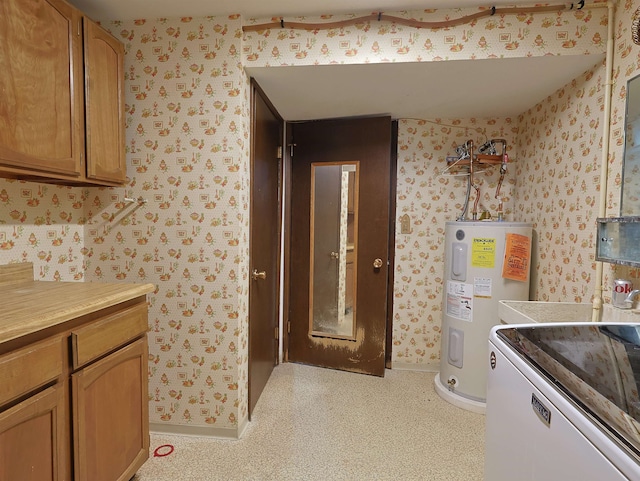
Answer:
xmin=309 ymin=162 xmax=358 ymax=340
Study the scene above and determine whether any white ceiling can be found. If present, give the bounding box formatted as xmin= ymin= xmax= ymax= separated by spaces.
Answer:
xmin=246 ymin=55 xmax=603 ymax=120
xmin=67 ymin=0 xmax=605 ymax=120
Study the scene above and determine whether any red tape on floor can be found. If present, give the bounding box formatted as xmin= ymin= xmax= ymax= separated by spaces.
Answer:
xmin=153 ymin=444 xmax=174 ymax=457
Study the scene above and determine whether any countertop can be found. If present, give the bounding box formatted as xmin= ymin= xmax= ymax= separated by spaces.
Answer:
xmin=497 ymin=300 xmax=593 ymax=324
xmin=0 ymin=263 xmax=154 ymax=345
xmin=498 ymin=299 xmax=640 ymax=324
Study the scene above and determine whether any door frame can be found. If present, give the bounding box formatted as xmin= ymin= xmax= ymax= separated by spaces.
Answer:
xmin=282 ymin=124 xmax=294 ymax=361
xmin=386 ymin=120 xmax=398 ymax=368
xmin=282 ymin=118 xmax=397 ymax=366
xmin=248 ymin=79 xmax=284 ymax=418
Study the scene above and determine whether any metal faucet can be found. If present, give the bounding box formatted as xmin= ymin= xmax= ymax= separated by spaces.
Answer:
xmin=625 ymin=290 xmax=640 ymax=307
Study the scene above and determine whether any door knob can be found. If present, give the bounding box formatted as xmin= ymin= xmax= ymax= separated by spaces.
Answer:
xmin=252 ymin=269 xmax=267 ymax=280
xmin=330 ymin=251 xmax=340 ymax=259
xmin=373 ymin=258 xmax=383 ymax=269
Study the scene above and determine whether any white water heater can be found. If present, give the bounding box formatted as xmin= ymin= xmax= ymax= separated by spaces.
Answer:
xmin=435 ymin=221 xmax=532 ymax=413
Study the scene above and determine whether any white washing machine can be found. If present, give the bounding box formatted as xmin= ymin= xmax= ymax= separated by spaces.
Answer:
xmin=486 ymin=322 xmax=640 ymax=480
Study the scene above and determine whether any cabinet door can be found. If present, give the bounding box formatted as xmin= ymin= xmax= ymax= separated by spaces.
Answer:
xmin=0 ymin=0 xmax=83 ymax=177
xmin=0 ymin=384 xmax=67 ymax=481
xmin=83 ymin=17 xmax=126 ymax=184
xmin=72 ymin=337 xmax=149 ymax=481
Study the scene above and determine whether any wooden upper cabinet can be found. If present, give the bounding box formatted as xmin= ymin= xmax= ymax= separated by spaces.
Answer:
xmin=0 ymin=0 xmax=126 ymax=185
xmin=83 ymin=17 xmax=126 ymax=185
xmin=0 ymin=0 xmax=84 ymax=178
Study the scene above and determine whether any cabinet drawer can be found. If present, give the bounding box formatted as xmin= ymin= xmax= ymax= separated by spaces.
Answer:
xmin=0 ymin=336 xmax=63 ymax=407
xmin=71 ymin=303 xmax=148 ymax=369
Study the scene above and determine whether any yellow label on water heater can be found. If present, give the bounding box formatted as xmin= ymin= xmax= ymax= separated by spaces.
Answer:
xmin=471 ymin=237 xmax=496 ymax=268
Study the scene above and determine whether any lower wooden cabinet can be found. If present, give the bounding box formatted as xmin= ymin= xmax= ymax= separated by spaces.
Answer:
xmin=0 ymin=384 xmax=67 ymax=481
xmin=0 ymin=296 xmax=150 ymax=481
xmin=72 ymin=338 xmax=149 ymax=481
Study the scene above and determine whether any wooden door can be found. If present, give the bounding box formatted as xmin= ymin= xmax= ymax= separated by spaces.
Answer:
xmin=84 ymin=17 xmax=126 ymax=184
xmin=0 ymin=0 xmax=84 ymax=177
xmin=72 ymin=338 xmax=149 ymax=481
xmin=288 ymin=117 xmax=392 ymax=376
xmin=248 ymin=80 xmax=282 ymax=418
xmin=0 ymin=385 xmax=67 ymax=481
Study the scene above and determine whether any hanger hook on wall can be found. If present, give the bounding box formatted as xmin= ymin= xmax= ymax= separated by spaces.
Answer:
xmin=124 ymin=196 xmax=148 ymax=206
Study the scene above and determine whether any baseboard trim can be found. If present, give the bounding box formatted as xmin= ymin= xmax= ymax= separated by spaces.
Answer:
xmin=391 ymin=362 xmax=438 ymax=372
xmin=150 ymin=415 xmax=249 ymax=440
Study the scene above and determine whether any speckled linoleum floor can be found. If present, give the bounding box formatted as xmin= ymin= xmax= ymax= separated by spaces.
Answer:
xmin=134 ymin=363 xmax=485 ymax=481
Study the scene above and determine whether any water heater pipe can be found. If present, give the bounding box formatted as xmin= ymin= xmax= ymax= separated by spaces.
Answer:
xmin=592 ymin=1 xmax=615 ymax=322
xmin=457 ymin=174 xmax=472 ymax=221
xmin=471 ymin=181 xmax=481 ymax=220
xmin=469 ymin=140 xmax=482 ymax=220
xmin=457 ymin=140 xmax=474 ymax=221
xmin=493 ymin=139 xmax=508 ymax=201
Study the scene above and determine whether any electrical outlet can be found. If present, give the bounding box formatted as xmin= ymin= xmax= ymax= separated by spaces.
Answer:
xmin=400 ymin=214 xmax=411 ymax=234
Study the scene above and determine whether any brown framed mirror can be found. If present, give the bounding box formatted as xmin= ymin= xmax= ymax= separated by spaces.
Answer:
xmin=309 ymin=161 xmax=359 ymax=340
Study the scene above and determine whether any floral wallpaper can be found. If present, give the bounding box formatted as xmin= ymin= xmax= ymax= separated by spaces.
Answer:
xmin=0 ymin=182 xmax=87 ymax=280
xmin=89 ymin=15 xmax=252 ymax=436
xmin=605 ymin=0 xmax=640 ymax=296
xmin=515 ymin=64 xmax=605 ymax=304
xmin=243 ymin=6 xmax=607 ymax=66
xmin=3 ymin=0 xmax=638 ymax=436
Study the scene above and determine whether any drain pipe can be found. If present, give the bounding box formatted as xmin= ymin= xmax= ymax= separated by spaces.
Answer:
xmin=592 ymin=1 xmax=615 ymax=323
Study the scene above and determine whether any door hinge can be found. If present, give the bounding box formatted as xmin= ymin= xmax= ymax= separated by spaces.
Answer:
xmin=287 ymin=320 xmax=291 ymax=334
xmin=277 ymin=146 xmax=283 ymax=159
xmin=275 ymin=326 xmax=279 ymax=340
